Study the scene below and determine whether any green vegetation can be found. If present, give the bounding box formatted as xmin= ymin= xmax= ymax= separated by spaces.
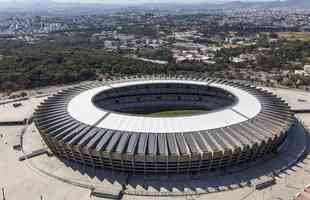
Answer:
xmin=1 ymin=33 xmax=310 ymax=93
xmin=145 ymin=109 xmax=208 ymax=117
xmin=136 ymin=47 xmax=173 ymax=61
xmin=0 ymin=37 xmax=173 ymax=92
xmin=0 ymin=34 xmax=217 ymax=92
xmin=118 ymin=25 xmax=158 ymax=38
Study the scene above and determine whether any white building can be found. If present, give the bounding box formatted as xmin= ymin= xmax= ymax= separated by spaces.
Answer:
xmin=304 ymin=65 xmax=310 ymax=74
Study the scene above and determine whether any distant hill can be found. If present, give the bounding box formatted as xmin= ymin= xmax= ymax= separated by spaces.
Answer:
xmin=227 ymin=0 xmax=310 ymax=9
xmin=284 ymin=0 xmax=310 ymax=8
xmin=1 ymin=0 xmax=310 ymax=15
xmin=125 ymin=0 xmax=310 ymax=11
xmin=200 ymin=0 xmax=310 ymax=9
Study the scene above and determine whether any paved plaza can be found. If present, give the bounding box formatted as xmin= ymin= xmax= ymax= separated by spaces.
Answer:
xmin=263 ymin=87 xmax=310 ymax=111
xmin=0 ymin=86 xmax=309 ymax=200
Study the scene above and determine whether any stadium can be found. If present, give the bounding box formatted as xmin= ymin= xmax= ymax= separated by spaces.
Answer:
xmin=33 ymin=75 xmax=294 ymax=174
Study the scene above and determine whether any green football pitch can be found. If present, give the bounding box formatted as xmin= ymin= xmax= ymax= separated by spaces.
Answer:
xmin=145 ymin=109 xmax=208 ymax=117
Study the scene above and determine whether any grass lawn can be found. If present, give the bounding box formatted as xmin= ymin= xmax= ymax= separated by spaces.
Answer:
xmin=145 ymin=109 xmax=208 ymax=117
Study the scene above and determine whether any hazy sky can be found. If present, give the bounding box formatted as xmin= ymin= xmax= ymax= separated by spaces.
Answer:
xmin=0 ymin=0 xmax=277 ymax=4
xmin=54 ymin=0 xmax=275 ymax=2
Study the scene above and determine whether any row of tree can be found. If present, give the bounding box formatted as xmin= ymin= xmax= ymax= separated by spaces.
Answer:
xmin=0 ymin=34 xmax=310 ymax=92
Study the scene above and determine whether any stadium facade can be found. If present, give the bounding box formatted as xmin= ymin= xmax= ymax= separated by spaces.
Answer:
xmin=34 ymin=75 xmax=294 ymax=174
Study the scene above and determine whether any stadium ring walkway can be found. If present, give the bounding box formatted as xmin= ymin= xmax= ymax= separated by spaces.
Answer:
xmin=34 ymin=75 xmax=294 ymax=174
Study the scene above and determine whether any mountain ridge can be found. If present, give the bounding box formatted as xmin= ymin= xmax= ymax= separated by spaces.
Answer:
xmin=0 ymin=0 xmax=309 ymax=15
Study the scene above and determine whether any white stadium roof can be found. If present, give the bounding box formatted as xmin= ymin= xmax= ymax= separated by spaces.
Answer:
xmin=67 ymin=80 xmax=261 ymax=133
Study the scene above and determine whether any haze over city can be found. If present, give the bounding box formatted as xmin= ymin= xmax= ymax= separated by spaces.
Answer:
xmin=0 ymin=0 xmax=281 ymax=3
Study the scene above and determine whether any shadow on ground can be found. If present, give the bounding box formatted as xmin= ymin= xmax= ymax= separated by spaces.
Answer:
xmin=59 ymin=120 xmax=309 ymax=196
